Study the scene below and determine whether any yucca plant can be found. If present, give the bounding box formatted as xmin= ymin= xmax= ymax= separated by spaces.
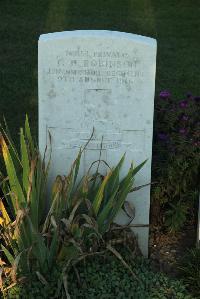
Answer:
xmin=0 ymin=117 xmax=146 ymax=298
xmin=0 ymin=116 xmax=53 ymax=276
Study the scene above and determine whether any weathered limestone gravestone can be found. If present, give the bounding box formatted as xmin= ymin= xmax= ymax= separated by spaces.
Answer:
xmin=38 ymin=30 xmax=157 ymax=256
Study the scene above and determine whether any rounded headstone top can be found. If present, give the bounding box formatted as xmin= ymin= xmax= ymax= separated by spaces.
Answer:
xmin=39 ymin=30 xmax=157 ymax=48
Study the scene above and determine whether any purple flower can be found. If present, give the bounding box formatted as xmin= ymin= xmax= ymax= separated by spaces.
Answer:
xmin=179 ymin=100 xmax=188 ymax=108
xmin=0 ymin=210 xmax=2 ymax=217
xmin=182 ymin=114 xmax=189 ymax=121
xmin=159 ymin=90 xmax=171 ymax=99
xmin=158 ymin=132 xmax=168 ymax=141
xmin=179 ymin=128 xmax=187 ymax=135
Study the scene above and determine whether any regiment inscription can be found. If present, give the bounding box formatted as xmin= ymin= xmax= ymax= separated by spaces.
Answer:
xmin=46 ymin=47 xmax=143 ymax=86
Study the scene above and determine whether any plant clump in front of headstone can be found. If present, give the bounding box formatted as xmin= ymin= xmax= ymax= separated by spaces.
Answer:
xmin=0 ymin=117 xmax=146 ymax=298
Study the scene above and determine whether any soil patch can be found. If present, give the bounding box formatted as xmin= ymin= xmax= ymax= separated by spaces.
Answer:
xmin=149 ymin=224 xmax=196 ymax=277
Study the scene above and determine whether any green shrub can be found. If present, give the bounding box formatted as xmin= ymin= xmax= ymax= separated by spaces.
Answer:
xmin=179 ymin=247 xmax=200 ymax=297
xmin=152 ymin=92 xmax=200 ymax=231
xmin=3 ymin=250 xmax=194 ymax=299
xmin=68 ymin=254 xmax=193 ymax=299
xmin=0 ymin=117 xmax=146 ymax=296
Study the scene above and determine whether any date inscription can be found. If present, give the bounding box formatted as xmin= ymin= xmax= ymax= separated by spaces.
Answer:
xmin=44 ymin=47 xmax=143 ymax=86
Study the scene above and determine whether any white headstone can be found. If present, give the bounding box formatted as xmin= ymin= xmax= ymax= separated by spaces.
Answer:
xmin=38 ymin=30 xmax=157 ymax=256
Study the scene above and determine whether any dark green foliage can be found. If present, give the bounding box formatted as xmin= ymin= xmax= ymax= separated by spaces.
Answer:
xmin=3 ymin=251 xmax=194 ymax=299
xmin=179 ymin=247 xmax=200 ymax=297
xmin=152 ymin=92 xmax=200 ymax=231
xmin=164 ymin=201 xmax=188 ymax=232
xmin=68 ymin=254 xmax=193 ymax=299
xmin=2 ymin=267 xmax=61 ymax=299
xmin=0 ymin=118 xmax=146 ymax=297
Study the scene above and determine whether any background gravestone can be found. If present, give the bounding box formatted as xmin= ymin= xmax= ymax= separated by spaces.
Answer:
xmin=38 ymin=30 xmax=157 ymax=256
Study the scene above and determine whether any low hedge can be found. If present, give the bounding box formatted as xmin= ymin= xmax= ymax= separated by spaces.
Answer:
xmin=4 ymin=250 xmax=194 ymax=299
xmin=68 ymin=254 xmax=193 ymax=299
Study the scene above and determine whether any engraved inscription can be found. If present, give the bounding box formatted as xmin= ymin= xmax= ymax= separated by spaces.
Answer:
xmin=62 ymin=140 xmax=121 ymax=150
xmin=44 ymin=47 xmax=144 ymax=86
xmin=47 ymin=127 xmax=145 ymax=151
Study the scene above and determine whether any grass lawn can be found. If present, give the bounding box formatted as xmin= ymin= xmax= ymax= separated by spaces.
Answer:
xmin=0 ymin=0 xmax=200 ymax=140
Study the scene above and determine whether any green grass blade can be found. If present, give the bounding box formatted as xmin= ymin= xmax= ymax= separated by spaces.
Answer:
xmin=25 ymin=114 xmax=34 ymax=154
xmin=73 ymin=149 xmax=82 ymax=187
xmin=36 ymin=157 xmax=47 ymax=225
xmin=28 ymin=159 xmax=39 ymax=230
xmin=131 ymin=159 xmax=147 ymax=177
xmin=1 ymin=136 xmax=25 ymax=210
xmin=26 ymin=216 xmax=48 ymax=270
xmin=20 ymin=128 xmax=30 ymax=195
xmin=1 ymin=118 xmax=21 ymax=165
xmin=104 ymin=154 xmax=125 ymax=200
xmin=92 ymin=172 xmax=112 ymax=216
xmin=11 ymin=251 xmax=23 ymax=282
xmin=97 ymin=189 xmax=118 ymax=233
xmin=108 ymin=167 xmax=134 ymax=225
xmin=1 ymin=244 xmax=14 ymax=265
xmin=48 ymin=229 xmax=58 ymax=269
